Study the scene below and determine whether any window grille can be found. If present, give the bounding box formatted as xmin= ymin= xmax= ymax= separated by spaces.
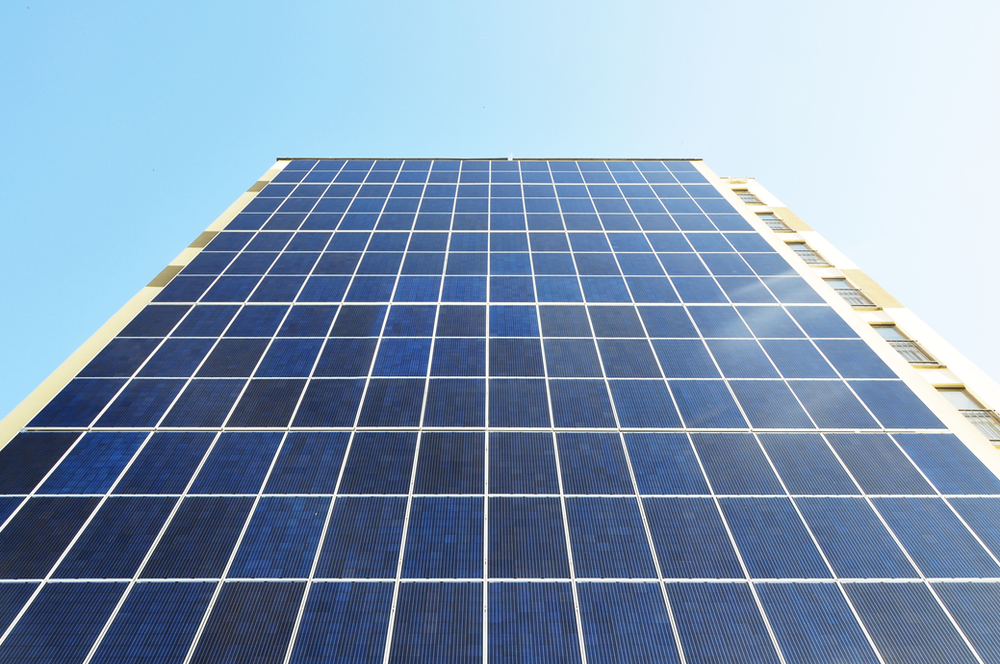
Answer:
xmin=960 ymin=410 xmax=1000 ymax=443
xmin=884 ymin=339 xmax=939 ymax=366
xmin=827 ymin=282 xmax=876 ymax=307
xmin=736 ymin=191 xmax=762 ymax=204
xmin=757 ymin=213 xmax=792 ymax=232
xmin=790 ymin=244 xmax=831 ymax=266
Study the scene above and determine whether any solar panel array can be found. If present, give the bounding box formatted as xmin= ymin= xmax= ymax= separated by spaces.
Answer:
xmin=2 ymin=159 xmax=1000 ymax=663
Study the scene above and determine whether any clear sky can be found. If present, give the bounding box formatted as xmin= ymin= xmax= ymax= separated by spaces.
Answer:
xmin=1 ymin=2 xmax=998 ymax=418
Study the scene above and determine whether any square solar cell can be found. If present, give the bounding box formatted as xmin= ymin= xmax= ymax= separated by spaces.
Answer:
xmin=138 ymin=338 xmax=214 ymax=377
xmin=339 ymin=432 xmax=417 ymax=494
xmin=28 ymin=378 xmax=126 ymax=427
xmin=114 ymin=431 xmax=213 ymax=495
xmin=359 ymin=379 xmax=426 ymax=426
xmin=580 ymin=276 xmax=632 ymax=302
xmin=489 ymin=583 xmax=581 ymax=664
xmin=760 ymin=339 xmax=838 ymax=378
xmin=315 ymin=497 xmax=406 ymax=578
xmin=578 ymin=583 xmax=681 ymax=664
xmin=388 ymin=583 xmax=482 ymax=663
xmin=652 ymin=339 xmax=719 ymax=378
xmin=228 ymin=496 xmax=329 ymax=578
xmin=669 ymin=380 xmax=747 ymax=429
xmin=826 ymin=433 xmax=935 ymax=495
xmin=544 ymin=339 xmax=603 ymax=377
xmin=160 ymin=379 xmax=246 ymax=428
xmin=265 ymin=431 xmax=350 ymax=494
xmin=598 ymin=339 xmax=661 ymax=377
xmin=172 ymin=304 xmax=239 ymax=336
xmin=625 ymin=433 xmax=708 ymax=494
xmin=550 ymin=380 xmax=617 ymax=428
xmin=490 ymin=305 xmax=539 ymax=337
xmin=314 ymin=338 xmax=377 ymax=376
xmin=720 ymin=497 xmax=831 ymax=578
xmin=489 ymin=497 xmax=569 ymax=578
xmin=687 ymin=305 xmax=751 ymax=337
xmin=489 ymin=432 xmax=559 ymax=494
xmin=490 ymin=338 xmax=544 ymax=377
xmin=691 ymin=433 xmax=783 ymax=494
xmin=414 ymin=432 xmax=484 ymax=494
xmin=644 ymin=497 xmax=743 ymax=578
xmin=539 ymin=305 xmax=592 ymax=337
xmin=758 ymin=433 xmax=858 ymax=495
xmin=486 ymin=378 xmax=549 ymax=428
xmin=226 ymin=378 xmax=306 ymax=427
xmin=431 ymin=338 xmax=486 ymax=376
xmin=38 ymin=431 xmax=146 ymax=494
xmin=225 ymin=304 xmax=289 ymax=336
xmin=292 ymin=379 xmax=365 ymax=427
xmin=729 ymin=380 xmax=815 ymax=429
xmin=79 ymin=338 xmax=160 ymax=378
xmin=796 ymin=497 xmax=918 ymax=579
xmin=189 ymin=432 xmax=282 ymax=494
xmin=566 ymin=497 xmax=657 ymax=578
xmin=256 ymin=338 xmax=323 ymax=377
xmin=402 ymin=497 xmax=483 ymax=578
xmin=119 ymin=304 xmax=190 ymax=337
xmin=437 ymin=305 xmax=486 ymax=336
xmin=788 ymin=380 xmax=879 ymax=429
xmin=557 ymin=432 xmax=633 ymax=494
xmin=762 ymin=276 xmax=827 ymax=303
xmin=372 ymin=338 xmax=431 ymax=377
xmin=608 ymin=380 xmax=682 ymax=428
xmin=290 ymin=583 xmax=393 ymax=664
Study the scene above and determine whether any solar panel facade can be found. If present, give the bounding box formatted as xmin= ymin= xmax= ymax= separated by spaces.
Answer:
xmin=1 ymin=158 xmax=999 ymax=662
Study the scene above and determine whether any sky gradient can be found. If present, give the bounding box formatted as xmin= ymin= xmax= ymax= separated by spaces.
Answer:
xmin=1 ymin=1 xmax=998 ymax=417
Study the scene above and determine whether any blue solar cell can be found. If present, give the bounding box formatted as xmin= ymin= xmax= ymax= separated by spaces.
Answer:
xmin=292 ymin=379 xmax=365 ymax=427
xmin=550 ymin=380 xmax=617 ymax=427
xmin=315 ymin=251 xmax=362 ymax=274
xmin=227 ymin=378 xmax=306 ymax=427
xmin=373 ymin=338 xmax=431 ymax=377
xmin=0 ymin=497 xmax=99 ymax=578
xmin=229 ymin=496 xmax=329 ymax=578
xmin=532 ymin=252 xmax=577 ymax=274
xmin=899 ymin=433 xmax=1000 ymax=495
xmin=758 ymin=433 xmax=857 ymax=494
xmin=624 ymin=433 xmax=707 ymax=494
xmin=589 ymin=305 xmax=645 ymax=337
xmin=28 ymin=378 xmax=126 ymax=427
xmin=409 ymin=232 xmax=449 ymax=251
xmin=786 ymin=306 xmax=857 ymax=338
xmin=155 ymin=275 xmax=215 ymax=302
xmin=191 ymin=582 xmax=304 ymax=664
xmin=430 ymin=338 xmax=486 ymax=377
xmin=670 ymin=381 xmax=748 ymax=428
xmin=271 ymin=253 xmax=320 ymax=275
xmin=388 ymin=582 xmax=481 ymax=664
xmin=114 ymin=431 xmax=214 ymax=494
xmin=489 ymin=583 xmax=581 ymax=664
xmin=875 ymin=497 xmax=1000 ymax=578
xmin=172 ymin=304 xmax=239 ymax=336
xmin=314 ymin=338 xmax=377 ymax=376
xmin=401 ymin=252 xmax=445 ymax=275
xmin=598 ymin=340 xmax=660 ymax=377
xmin=447 ymin=252 xmax=488 ymax=276
xmin=581 ymin=276 xmax=632 ymax=302
xmin=539 ymin=305 xmax=592 ymax=337
xmin=119 ymin=304 xmax=190 ymax=337
xmin=934 ymin=582 xmax=1000 ymax=664
xmin=256 ymin=338 xmax=324 ymax=377
xmin=383 ymin=304 xmax=436 ymax=336
xmin=290 ymin=582 xmax=393 ymax=664
xmin=277 ymin=305 xmax=338 ymax=336
xmin=437 ymin=305 xmax=485 ymax=336
xmin=490 ymin=305 xmax=539 ymax=337
xmin=53 ymin=496 xmax=175 ymax=579
xmin=691 ymin=433 xmax=783 ymax=494
xmin=578 ymin=583 xmax=681 ymax=664
xmin=608 ymin=380 xmax=682 ymax=428
xmin=575 ymin=253 xmax=621 ymax=276
xmin=250 ymin=275 xmax=306 ymax=302
xmin=720 ymin=497 xmax=831 ymax=578
xmin=339 ymin=432 xmax=417 ymax=494
xmin=79 ymin=338 xmax=160 ymax=377
xmin=762 ymin=276 xmax=826 ymax=303
xmin=197 ymin=338 xmax=269 ymax=377
xmin=788 ymin=380 xmax=879 ymax=429
xmin=0 ymin=583 xmax=38 ymax=642
xmin=225 ymin=304 xmax=289 ymax=336
xmin=658 ymin=253 xmax=707 ymax=275
xmin=567 ymin=498 xmax=657 ymax=578
xmin=345 ymin=275 xmax=396 ymax=301
xmin=707 ymin=339 xmax=778 ymax=378
xmin=530 ymin=232 xmax=570 ymax=251
xmin=0 ymin=582 xmax=126 ymax=663
xmin=90 ymin=582 xmax=215 ymax=664
xmin=638 ymin=306 xmax=698 ymax=337
xmin=797 ymin=497 xmax=917 ymax=578
xmin=0 ymin=431 xmax=81 ymax=494
xmin=206 ymin=231 xmax=255 ymax=252
xmin=489 ymin=497 xmax=569 ymax=578
xmin=716 ymin=276 xmax=776 ymax=303
xmin=757 ymin=584 xmax=880 ymax=664
xmin=687 ymin=305 xmax=751 ymax=337
xmin=414 ymin=432 xmax=484 ymax=494
xmin=202 ymin=275 xmax=262 ymax=302
xmin=315 ymin=497 xmax=406 ymax=578
xmin=815 ymin=340 xmax=896 ymax=378
xmin=729 ymin=380 xmax=815 ymax=428
xmin=491 ymin=276 xmax=536 ymax=302
xmin=489 ymin=379 xmax=550 ymax=427
xmin=735 ymin=306 xmax=802 ymax=338
xmin=489 ymin=432 xmax=559 ymax=494
xmin=264 ymin=432 xmax=349 ymax=494
xmin=142 ymin=497 xmax=253 ymax=579
xmin=644 ymin=497 xmax=743 ymax=578
xmin=441 ymin=276 xmax=487 ymax=301
xmin=845 ymin=582 xmax=978 ymax=664
xmin=535 ymin=275 xmax=584 ymax=302
xmin=850 ymin=381 xmax=945 ymax=430
xmin=490 ymin=339 xmax=544 ymax=377
xmin=138 ymin=338 xmax=214 ymax=377
xmin=557 ymin=433 xmax=633 ymax=494
xmin=190 ymin=432 xmax=282 ymax=494
xmin=402 ymin=497 xmax=483 ymax=578
xmin=394 ymin=275 xmax=442 ymax=301
xmin=0 ymin=498 xmax=22 ymax=525
xmin=760 ymin=339 xmax=837 ymax=378
xmin=701 ymin=253 xmax=751 ymax=275
xmin=827 ymin=433 xmax=935 ymax=495
xmin=39 ymin=431 xmax=146 ymax=494
xmin=359 ymin=379 xmax=425 ymax=426
xmin=544 ymin=339 xmax=603 ymax=377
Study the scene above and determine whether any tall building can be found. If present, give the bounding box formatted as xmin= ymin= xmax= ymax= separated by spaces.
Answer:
xmin=1 ymin=158 xmax=1000 ymax=663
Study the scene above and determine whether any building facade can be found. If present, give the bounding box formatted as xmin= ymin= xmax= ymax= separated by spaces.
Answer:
xmin=1 ymin=158 xmax=999 ymax=663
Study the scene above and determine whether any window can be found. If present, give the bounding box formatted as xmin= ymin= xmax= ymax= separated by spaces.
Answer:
xmin=735 ymin=190 xmax=762 ymax=204
xmin=824 ymin=278 xmax=876 ymax=308
xmin=873 ymin=326 xmax=939 ymax=366
xmin=789 ymin=243 xmax=831 ymax=266
xmin=938 ymin=389 xmax=1000 ymax=443
xmin=757 ymin=212 xmax=792 ymax=232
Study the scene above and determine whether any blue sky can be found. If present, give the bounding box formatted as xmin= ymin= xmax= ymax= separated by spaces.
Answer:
xmin=1 ymin=2 xmax=998 ymax=417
